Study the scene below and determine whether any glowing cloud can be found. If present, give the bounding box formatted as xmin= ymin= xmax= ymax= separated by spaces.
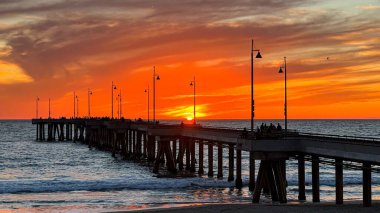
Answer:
xmin=0 ymin=61 xmax=33 ymax=84
xmin=162 ymin=104 xmax=209 ymax=120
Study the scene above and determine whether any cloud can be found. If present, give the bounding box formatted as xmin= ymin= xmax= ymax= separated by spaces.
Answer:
xmin=161 ymin=104 xmax=209 ymax=118
xmin=0 ymin=60 xmax=33 ymax=84
xmin=357 ymin=4 xmax=380 ymax=11
xmin=0 ymin=0 xmax=379 ymax=118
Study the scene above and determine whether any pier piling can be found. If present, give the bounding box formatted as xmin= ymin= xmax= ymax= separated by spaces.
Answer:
xmin=228 ymin=144 xmax=234 ymax=182
xmin=198 ymin=141 xmax=204 ymax=175
xmin=208 ymin=143 xmax=213 ymax=177
xmin=335 ymin=158 xmax=343 ymax=205
xmin=298 ymin=155 xmax=306 ymax=201
xmin=363 ymin=162 xmax=372 ymax=207
xmin=217 ymin=143 xmax=223 ymax=179
xmin=312 ymin=156 xmax=320 ymax=203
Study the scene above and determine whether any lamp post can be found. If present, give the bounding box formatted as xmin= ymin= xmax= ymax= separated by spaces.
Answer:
xmin=278 ymin=56 xmax=287 ymax=134
xmin=249 ymin=39 xmax=262 ymax=191
xmin=48 ymin=98 xmax=51 ymax=118
xmin=111 ymin=81 xmax=117 ymax=119
xmin=76 ymin=95 xmax=79 ymax=118
xmin=153 ymin=66 xmax=160 ymax=123
xmin=119 ymin=89 xmax=122 ymax=118
xmin=145 ymin=86 xmax=150 ymax=122
xmin=190 ymin=76 xmax=196 ymax=125
xmin=88 ymin=89 xmax=92 ymax=118
xmin=117 ymin=92 xmax=120 ymax=119
xmin=36 ymin=97 xmax=40 ymax=118
xmin=250 ymin=39 xmax=262 ymax=132
xmin=73 ymin=92 xmax=76 ymax=118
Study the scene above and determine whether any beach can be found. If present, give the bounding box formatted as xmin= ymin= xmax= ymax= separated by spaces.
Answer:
xmin=114 ymin=202 xmax=380 ymax=213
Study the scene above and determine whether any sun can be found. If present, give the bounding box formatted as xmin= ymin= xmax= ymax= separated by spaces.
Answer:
xmin=186 ymin=117 xmax=193 ymax=121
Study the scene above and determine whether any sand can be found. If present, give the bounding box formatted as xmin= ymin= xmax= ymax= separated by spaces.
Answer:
xmin=108 ymin=202 xmax=380 ymax=213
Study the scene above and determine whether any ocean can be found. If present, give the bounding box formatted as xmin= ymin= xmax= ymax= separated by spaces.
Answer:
xmin=1 ymin=119 xmax=380 ymax=212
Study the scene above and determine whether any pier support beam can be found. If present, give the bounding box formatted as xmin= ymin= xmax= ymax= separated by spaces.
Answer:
xmin=208 ymin=142 xmax=213 ymax=177
xmin=252 ymin=160 xmax=287 ymax=203
xmin=298 ymin=154 xmax=306 ymax=201
xmin=112 ymin=131 xmax=116 ymax=157
xmin=172 ymin=140 xmax=176 ymax=162
xmin=249 ymin=151 xmax=255 ymax=191
xmin=217 ymin=143 xmax=223 ymax=179
xmin=147 ymin=135 xmax=155 ymax=162
xmin=153 ymin=139 xmax=176 ymax=174
xmin=228 ymin=144 xmax=234 ymax=182
xmin=142 ymin=134 xmax=147 ymax=157
xmin=185 ymin=140 xmax=191 ymax=170
xmin=128 ymin=130 xmax=132 ymax=156
xmin=198 ymin=141 xmax=204 ymax=175
xmin=177 ymin=139 xmax=184 ymax=170
xmin=42 ymin=124 xmax=45 ymax=140
xmin=36 ymin=124 xmax=39 ymax=141
xmin=312 ymin=156 xmax=320 ymax=203
xmin=335 ymin=158 xmax=343 ymax=205
xmin=235 ymin=144 xmax=242 ymax=188
xmin=190 ymin=140 xmax=196 ymax=172
xmin=363 ymin=162 xmax=372 ymax=207
xmin=136 ymin=131 xmax=142 ymax=159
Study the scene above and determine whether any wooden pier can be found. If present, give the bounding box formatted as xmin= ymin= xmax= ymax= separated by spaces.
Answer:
xmin=32 ymin=118 xmax=380 ymax=207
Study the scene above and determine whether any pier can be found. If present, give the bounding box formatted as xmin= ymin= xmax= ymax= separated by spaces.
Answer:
xmin=32 ymin=118 xmax=380 ymax=207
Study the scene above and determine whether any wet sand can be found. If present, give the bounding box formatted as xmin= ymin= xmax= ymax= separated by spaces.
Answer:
xmin=109 ymin=202 xmax=380 ymax=213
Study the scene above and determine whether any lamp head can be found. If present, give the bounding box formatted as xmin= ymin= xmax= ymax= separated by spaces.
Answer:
xmin=156 ymin=75 xmax=160 ymax=80
xmin=255 ymin=51 xmax=262 ymax=58
xmin=144 ymin=89 xmax=147 ymax=93
xmin=190 ymin=82 xmax=193 ymax=86
xmin=278 ymin=67 xmax=284 ymax=73
xmin=114 ymin=86 xmax=117 ymax=90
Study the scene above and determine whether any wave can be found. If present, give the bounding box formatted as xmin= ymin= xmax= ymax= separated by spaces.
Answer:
xmin=0 ymin=177 xmax=235 ymax=194
xmin=286 ymin=174 xmax=380 ymax=186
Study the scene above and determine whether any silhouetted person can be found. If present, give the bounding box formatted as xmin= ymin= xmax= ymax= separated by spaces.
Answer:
xmin=277 ymin=123 xmax=282 ymax=131
xmin=269 ymin=123 xmax=276 ymax=132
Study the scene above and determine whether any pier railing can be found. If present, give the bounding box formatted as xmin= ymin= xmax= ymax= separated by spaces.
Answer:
xmin=298 ymin=132 xmax=380 ymax=143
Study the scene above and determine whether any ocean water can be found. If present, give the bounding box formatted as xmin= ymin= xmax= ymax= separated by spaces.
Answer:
xmin=1 ymin=119 xmax=380 ymax=212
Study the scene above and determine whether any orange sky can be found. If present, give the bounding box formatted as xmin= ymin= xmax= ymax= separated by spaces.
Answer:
xmin=0 ymin=0 xmax=380 ymax=120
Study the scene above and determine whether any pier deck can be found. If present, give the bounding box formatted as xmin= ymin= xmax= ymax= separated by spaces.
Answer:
xmin=32 ymin=118 xmax=380 ymax=207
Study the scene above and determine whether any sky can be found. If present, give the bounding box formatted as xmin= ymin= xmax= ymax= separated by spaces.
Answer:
xmin=0 ymin=0 xmax=380 ymax=120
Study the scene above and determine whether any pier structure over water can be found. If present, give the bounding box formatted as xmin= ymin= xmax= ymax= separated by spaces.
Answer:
xmin=32 ymin=118 xmax=380 ymax=207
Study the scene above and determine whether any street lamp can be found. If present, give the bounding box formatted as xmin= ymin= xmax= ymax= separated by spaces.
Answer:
xmin=88 ymin=89 xmax=93 ymax=118
xmin=145 ymin=86 xmax=150 ymax=122
xmin=189 ymin=76 xmax=196 ymax=125
xmin=250 ymin=39 xmax=262 ymax=132
xmin=278 ymin=56 xmax=287 ymax=134
xmin=73 ymin=92 xmax=76 ymax=118
xmin=111 ymin=81 xmax=117 ymax=119
xmin=76 ymin=95 xmax=79 ymax=118
xmin=36 ymin=97 xmax=40 ymax=118
xmin=117 ymin=92 xmax=120 ymax=119
xmin=248 ymin=39 xmax=262 ymax=191
xmin=119 ymin=89 xmax=122 ymax=118
xmin=153 ymin=66 xmax=160 ymax=123
xmin=48 ymin=98 xmax=51 ymax=118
